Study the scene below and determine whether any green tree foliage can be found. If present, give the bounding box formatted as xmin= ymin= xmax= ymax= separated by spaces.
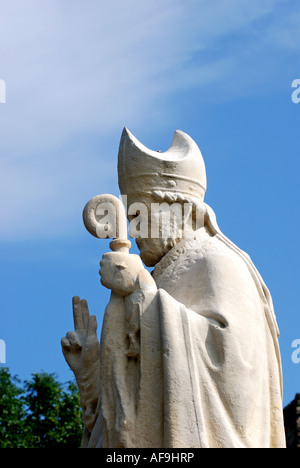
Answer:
xmin=0 ymin=367 xmax=83 ymax=448
xmin=0 ymin=367 xmax=25 ymax=448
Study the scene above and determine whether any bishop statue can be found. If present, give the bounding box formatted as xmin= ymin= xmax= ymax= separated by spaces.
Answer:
xmin=62 ymin=128 xmax=286 ymax=448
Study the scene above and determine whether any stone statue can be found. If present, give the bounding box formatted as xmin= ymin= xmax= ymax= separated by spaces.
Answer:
xmin=61 ymin=128 xmax=286 ymax=448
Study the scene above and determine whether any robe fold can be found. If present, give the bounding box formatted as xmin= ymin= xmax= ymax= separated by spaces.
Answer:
xmin=83 ymin=205 xmax=286 ymax=448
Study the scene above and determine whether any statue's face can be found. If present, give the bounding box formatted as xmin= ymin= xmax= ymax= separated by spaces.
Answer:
xmin=127 ymin=194 xmax=184 ymax=267
xmin=136 ymin=233 xmax=178 ymax=267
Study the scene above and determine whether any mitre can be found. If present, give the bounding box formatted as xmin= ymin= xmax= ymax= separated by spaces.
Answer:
xmin=118 ymin=128 xmax=207 ymax=201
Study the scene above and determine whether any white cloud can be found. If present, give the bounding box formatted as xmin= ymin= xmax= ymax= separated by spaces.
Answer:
xmin=0 ymin=0 xmax=298 ymax=240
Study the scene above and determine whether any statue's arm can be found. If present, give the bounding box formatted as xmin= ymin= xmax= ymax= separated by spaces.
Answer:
xmin=61 ymin=296 xmax=100 ymax=432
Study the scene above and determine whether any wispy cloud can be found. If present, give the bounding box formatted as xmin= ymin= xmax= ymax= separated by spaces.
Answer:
xmin=0 ymin=0 xmax=298 ymax=240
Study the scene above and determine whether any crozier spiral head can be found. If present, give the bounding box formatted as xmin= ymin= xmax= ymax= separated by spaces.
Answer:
xmin=83 ymin=194 xmax=131 ymax=253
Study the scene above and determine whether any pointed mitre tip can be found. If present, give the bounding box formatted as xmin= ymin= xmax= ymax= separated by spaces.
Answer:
xmin=172 ymin=129 xmax=193 ymax=142
xmin=123 ymin=126 xmax=138 ymax=138
xmin=121 ymin=126 xmax=130 ymax=138
xmin=120 ymin=127 xmax=146 ymax=152
xmin=121 ymin=127 xmax=136 ymax=143
xmin=170 ymin=129 xmax=198 ymax=152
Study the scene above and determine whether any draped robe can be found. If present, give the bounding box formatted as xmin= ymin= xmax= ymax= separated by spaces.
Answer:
xmin=83 ymin=205 xmax=286 ymax=448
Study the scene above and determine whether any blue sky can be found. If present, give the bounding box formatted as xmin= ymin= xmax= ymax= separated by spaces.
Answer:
xmin=0 ymin=0 xmax=299 ymax=407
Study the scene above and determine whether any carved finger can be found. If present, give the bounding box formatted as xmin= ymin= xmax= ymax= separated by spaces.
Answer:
xmin=87 ymin=315 xmax=98 ymax=339
xmin=72 ymin=296 xmax=84 ymax=331
xmin=61 ymin=337 xmax=71 ymax=351
xmin=66 ymin=331 xmax=82 ymax=350
xmin=80 ymin=299 xmax=90 ymax=329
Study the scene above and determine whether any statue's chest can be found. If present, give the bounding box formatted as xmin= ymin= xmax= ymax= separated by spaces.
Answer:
xmin=153 ymin=251 xmax=204 ymax=309
xmin=152 ymin=237 xmax=221 ymax=309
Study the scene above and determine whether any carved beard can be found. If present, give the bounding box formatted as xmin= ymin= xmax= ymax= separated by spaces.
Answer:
xmin=136 ymin=236 xmax=179 ymax=267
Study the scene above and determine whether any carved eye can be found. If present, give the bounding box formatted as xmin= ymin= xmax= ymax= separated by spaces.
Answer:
xmin=116 ymin=265 xmax=126 ymax=271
